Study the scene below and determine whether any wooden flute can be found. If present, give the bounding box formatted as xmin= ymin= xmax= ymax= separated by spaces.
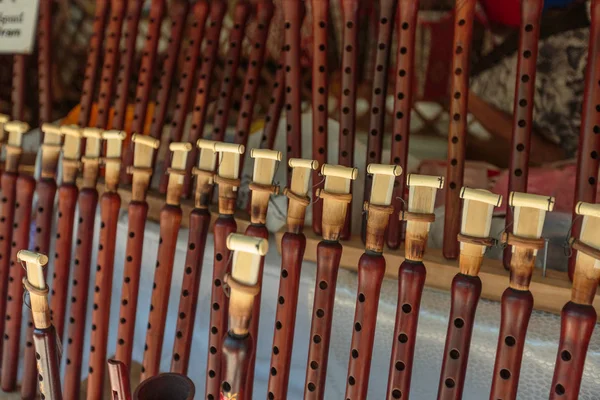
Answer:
xmin=304 ymin=164 xmax=358 ymax=399
xmin=86 ymin=131 xmax=127 ymax=400
xmin=220 ymin=234 xmax=269 ymax=400
xmin=171 ymin=139 xmax=218 ymax=375
xmin=550 ymin=202 xmax=600 ymax=399
xmin=181 ymin=0 xmax=227 ymax=196
xmin=115 ymin=134 xmax=160 ymax=369
xmin=108 ymin=360 xmax=132 ymax=400
xmin=134 ymin=374 xmax=195 ymax=400
xmin=569 ymin=0 xmax=600 ymax=280
xmin=245 ymin=148 xmax=281 ymax=394
xmin=62 ymin=127 xmax=103 ymax=400
xmin=20 ymin=251 xmax=62 ymax=400
xmin=121 ymin=0 xmax=166 ymax=183
xmin=37 ymin=0 xmax=52 ymax=128
xmin=386 ymin=174 xmax=444 ymax=400
xmin=205 ymin=142 xmax=245 ymax=399
xmin=267 ymin=158 xmax=318 ymax=398
xmin=503 ymin=0 xmax=543 ymax=271
xmin=0 ymin=121 xmax=32 ymax=392
xmin=437 ymin=188 xmax=502 ymax=400
xmin=490 ymin=192 xmax=554 ymax=400
xmin=443 ymin=0 xmax=477 ymax=260
xmin=311 ymin=0 xmax=328 ymax=235
xmin=259 ymin=56 xmax=285 ymax=151
xmin=338 ymin=0 xmax=360 ymax=240
xmin=386 ymin=0 xmax=420 ymax=249
xmin=141 ymin=143 xmax=192 ymax=381
xmin=346 ymin=164 xmax=403 ymax=400
xmin=156 ymin=0 xmax=210 ymax=191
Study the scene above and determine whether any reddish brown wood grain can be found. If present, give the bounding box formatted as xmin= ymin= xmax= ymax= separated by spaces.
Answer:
xmin=259 ymin=57 xmax=285 ymax=151
xmin=37 ymin=0 xmax=52 ymax=127
xmin=220 ymin=333 xmax=253 ymax=400
xmin=32 ymin=327 xmax=63 ymax=400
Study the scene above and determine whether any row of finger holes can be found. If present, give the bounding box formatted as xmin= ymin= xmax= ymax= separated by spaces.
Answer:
xmin=207 ymin=252 xmax=224 ymax=383
xmin=553 ymin=349 xmax=573 ymax=395
xmin=284 ymin=20 xmax=297 ymax=161
xmin=305 ymin=280 xmax=332 ymax=392
xmin=389 ymin=302 xmax=413 ymax=398
xmin=88 ymin=219 xmax=108 ymax=374
xmin=133 ymin=15 xmax=160 ymax=125
xmin=441 ymin=318 xmax=466 ymax=391
xmin=315 ymin=18 xmax=327 ymax=151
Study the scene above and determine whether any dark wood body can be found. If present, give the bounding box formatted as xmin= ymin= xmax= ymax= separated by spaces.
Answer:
xmin=87 ymin=191 xmax=122 ymax=400
xmin=37 ymin=0 xmax=52 ymax=127
xmin=63 ymin=188 xmax=99 ymax=400
xmin=33 ymin=327 xmax=63 ymax=400
xmin=386 ymin=261 xmax=426 ymax=400
xmin=386 ymin=0 xmax=419 ymax=249
xmin=49 ymin=184 xmax=78 ymax=339
xmin=338 ymin=0 xmax=359 ymax=240
xmin=141 ymin=204 xmax=183 ymax=381
xmin=171 ymin=208 xmax=212 ymax=375
xmin=259 ymin=57 xmax=285 ymax=150
xmin=570 ymin=0 xmax=600 ymax=280
xmin=121 ymin=0 xmax=166 ymax=183
xmin=437 ymin=273 xmax=482 ymax=400
xmin=221 ymin=333 xmax=253 ymax=400
xmin=304 ymin=241 xmax=343 ymax=400
xmin=267 ymin=232 xmax=306 ymax=398
xmin=0 ymin=175 xmax=35 ymax=391
xmin=205 ymin=216 xmax=237 ymax=399
xmin=21 ymin=178 xmax=57 ymax=399
xmin=489 ymin=288 xmax=533 ymax=400
xmin=11 ymin=55 xmax=26 ymax=122
xmin=443 ymin=0 xmax=476 ymax=259
xmin=550 ymin=302 xmax=597 ymax=400
xmin=116 ymin=201 xmax=149 ymax=368
xmin=134 ymin=373 xmax=195 ymax=400
xmin=311 ymin=0 xmax=329 ymax=235
xmin=345 ymin=253 xmax=386 ymax=400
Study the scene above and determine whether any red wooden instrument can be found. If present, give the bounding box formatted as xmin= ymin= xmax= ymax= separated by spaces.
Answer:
xmin=86 ymin=131 xmax=127 ymax=400
xmin=569 ymin=0 xmax=600 ymax=280
xmin=267 ymin=158 xmax=318 ymax=398
xmin=108 ymin=360 xmax=132 ymax=400
xmin=37 ymin=0 xmax=52 ymax=127
xmin=502 ymin=0 xmax=543 ymax=271
xmin=345 ymin=165 xmax=402 ymax=399
xmin=490 ymin=192 xmax=554 ymax=400
xmin=219 ymin=234 xmax=268 ymax=400
xmin=443 ymin=0 xmax=476 ymax=260
xmin=141 ymin=143 xmax=191 ymax=381
xmin=121 ymin=0 xmax=166 ymax=183
xmin=386 ymin=0 xmax=419 ymax=249
xmin=0 ymin=122 xmax=33 ymax=392
xmin=311 ymin=0 xmax=328 ymax=235
xmin=134 ymin=373 xmax=195 ymax=400
xmin=304 ymin=164 xmax=357 ymax=399
xmin=204 ymin=142 xmax=245 ymax=400
xmin=259 ymin=55 xmax=285 ymax=151
xmin=550 ymin=202 xmax=600 ymax=399
xmin=115 ymin=134 xmax=160 ymax=369
xmin=157 ymin=0 xmax=210 ymax=192
xmin=437 ymin=188 xmax=501 ymax=400
xmin=20 ymin=251 xmax=62 ymax=400
xmin=181 ymin=0 xmax=228 ymax=196
xmin=171 ymin=140 xmax=217 ymax=375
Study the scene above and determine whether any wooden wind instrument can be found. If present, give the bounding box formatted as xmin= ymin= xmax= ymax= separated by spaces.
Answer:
xmin=19 ymin=251 xmax=62 ymax=400
xmin=86 ymin=130 xmax=127 ymax=400
xmin=304 ymin=164 xmax=358 ymax=399
xmin=21 ymin=123 xmax=63 ymax=400
xmin=245 ymin=148 xmax=281 ymax=393
xmin=259 ymin=56 xmax=285 ymax=151
xmin=490 ymin=192 xmax=554 ymax=400
xmin=108 ymin=360 xmax=132 ymax=400
xmin=386 ymin=0 xmax=420 ymax=249
xmin=62 ymin=127 xmax=103 ymax=400
xmin=141 ymin=143 xmax=192 ymax=381
xmin=267 ymin=158 xmax=319 ymax=398
xmin=134 ymin=374 xmax=195 ymax=400
xmin=115 ymin=134 xmax=160 ymax=369
xmin=311 ymin=0 xmax=328 ymax=235
xmin=550 ymin=201 xmax=600 ymax=399
xmin=121 ymin=0 xmax=166 ymax=183
xmin=569 ymin=0 xmax=600 ymax=280
xmin=220 ymin=233 xmax=269 ymax=400
xmin=37 ymin=0 xmax=52 ymax=127
xmin=0 ymin=121 xmax=33 ymax=392
xmin=386 ymin=174 xmax=444 ymax=400
xmin=437 ymin=187 xmax=502 ymax=400
xmin=156 ymin=0 xmax=210 ymax=190
xmin=171 ymin=139 xmax=218 ymax=375
xmin=503 ymin=0 xmax=543 ymax=271
xmin=443 ymin=0 xmax=477 ymax=260
xmin=205 ymin=142 xmax=245 ymax=399
xmin=346 ymin=164 xmax=403 ymax=399
xmin=182 ymin=0 xmax=227 ymax=196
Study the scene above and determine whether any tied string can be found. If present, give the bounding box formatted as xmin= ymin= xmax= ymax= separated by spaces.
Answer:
xmin=309 ymin=173 xmax=326 ymax=206
xmin=20 ymin=259 xmax=32 ymax=310
xmin=563 ymin=214 xmax=583 ymax=258
xmin=221 ymin=250 xmax=235 ymax=298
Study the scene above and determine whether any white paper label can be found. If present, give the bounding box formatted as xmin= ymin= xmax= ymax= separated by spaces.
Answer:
xmin=0 ymin=0 xmax=40 ymax=54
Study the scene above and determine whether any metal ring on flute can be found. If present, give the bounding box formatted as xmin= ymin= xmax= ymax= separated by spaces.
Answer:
xmin=457 ymin=233 xmax=495 ymax=247
xmin=399 ymin=210 xmax=435 ymax=222
xmin=500 ymin=232 xmax=546 ymax=250
xmin=569 ymin=237 xmax=600 ymax=260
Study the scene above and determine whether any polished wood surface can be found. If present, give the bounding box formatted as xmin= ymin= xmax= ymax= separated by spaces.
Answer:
xmin=220 ymin=334 xmax=253 ymax=400
xmin=0 ymin=172 xmax=17 ymax=364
